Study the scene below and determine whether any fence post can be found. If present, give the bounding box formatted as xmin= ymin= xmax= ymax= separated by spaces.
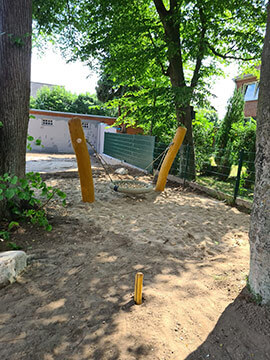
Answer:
xmin=233 ymin=150 xmax=244 ymax=204
xmin=184 ymin=145 xmax=190 ymax=181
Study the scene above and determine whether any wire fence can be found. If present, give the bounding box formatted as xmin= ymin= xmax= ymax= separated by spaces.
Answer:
xmin=154 ymin=142 xmax=255 ymax=203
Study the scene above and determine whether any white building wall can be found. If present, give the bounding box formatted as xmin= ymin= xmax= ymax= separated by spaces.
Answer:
xmin=97 ymin=123 xmax=117 ymax=154
xmin=28 ymin=114 xmax=99 ymax=154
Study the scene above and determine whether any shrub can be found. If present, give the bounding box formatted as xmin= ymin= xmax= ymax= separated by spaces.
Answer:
xmin=192 ymin=109 xmax=216 ymax=173
xmin=0 ymin=172 xmax=66 ymax=244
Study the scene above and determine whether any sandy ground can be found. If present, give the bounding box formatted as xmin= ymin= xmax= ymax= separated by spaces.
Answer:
xmin=1 ymin=157 xmax=270 ymax=359
xmin=26 ymin=153 xmax=79 ymax=173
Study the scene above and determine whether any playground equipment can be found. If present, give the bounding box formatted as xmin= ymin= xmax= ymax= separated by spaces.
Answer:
xmin=155 ymin=126 xmax=187 ymax=192
xmin=68 ymin=117 xmax=186 ymax=201
xmin=68 ymin=118 xmax=95 ymax=203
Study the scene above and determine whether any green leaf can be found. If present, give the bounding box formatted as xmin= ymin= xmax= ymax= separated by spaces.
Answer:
xmin=10 ymin=176 xmax=18 ymax=185
xmin=18 ymin=192 xmax=30 ymax=200
xmin=8 ymin=242 xmax=22 ymax=250
xmin=35 ymin=139 xmax=42 ymax=146
xmin=19 ymin=178 xmax=28 ymax=189
xmin=8 ymin=221 xmax=19 ymax=231
xmin=56 ymin=190 xmax=66 ymax=199
xmin=45 ymin=224 xmax=52 ymax=231
xmin=5 ymin=188 xmax=16 ymax=200
xmin=0 ymin=231 xmax=10 ymax=240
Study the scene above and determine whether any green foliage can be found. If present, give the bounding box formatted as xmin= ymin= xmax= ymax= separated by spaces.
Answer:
xmin=0 ymin=172 xmax=66 ymax=242
xmin=104 ymin=80 xmax=178 ymax=142
xmin=33 ymin=0 xmax=266 ymax=134
xmin=193 ymin=109 xmax=217 ymax=172
xmin=31 ymin=86 xmax=112 ymax=116
xmin=27 ymin=134 xmax=43 ymax=151
xmin=230 ymin=118 xmax=256 ymax=159
xmin=215 ymin=89 xmax=245 ymax=179
xmin=31 ymin=86 xmax=75 ymax=112
xmin=230 ymin=118 xmax=256 ymax=188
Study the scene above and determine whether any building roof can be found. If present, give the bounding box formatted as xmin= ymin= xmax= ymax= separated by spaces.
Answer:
xmin=30 ymin=109 xmax=117 ymax=125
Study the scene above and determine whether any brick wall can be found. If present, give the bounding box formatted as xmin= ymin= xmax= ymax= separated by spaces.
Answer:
xmin=235 ymin=75 xmax=258 ymax=118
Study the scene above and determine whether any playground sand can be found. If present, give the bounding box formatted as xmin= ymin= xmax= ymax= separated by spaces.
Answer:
xmin=1 ymin=168 xmax=270 ymax=359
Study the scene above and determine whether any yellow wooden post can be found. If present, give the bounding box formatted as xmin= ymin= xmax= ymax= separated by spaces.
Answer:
xmin=134 ymin=272 xmax=144 ymax=305
xmin=68 ymin=117 xmax=95 ymax=203
xmin=155 ymin=126 xmax=187 ymax=192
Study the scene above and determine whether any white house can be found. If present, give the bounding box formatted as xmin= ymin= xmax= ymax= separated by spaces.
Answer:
xmin=28 ymin=109 xmax=117 ymax=154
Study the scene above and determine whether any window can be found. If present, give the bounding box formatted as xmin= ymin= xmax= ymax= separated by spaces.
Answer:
xmin=244 ymin=83 xmax=259 ymax=101
xmin=82 ymin=122 xmax=89 ymax=129
xmin=42 ymin=119 xmax=54 ymax=126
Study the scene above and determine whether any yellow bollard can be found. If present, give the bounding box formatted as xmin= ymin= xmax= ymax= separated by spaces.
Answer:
xmin=68 ymin=117 xmax=95 ymax=203
xmin=155 ymin=126 xmax=187 ymax=192
xmin=134 ymin=272 xmax=144 ymax=305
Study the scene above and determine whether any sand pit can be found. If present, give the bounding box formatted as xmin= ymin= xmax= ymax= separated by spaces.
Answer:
xmin=1 ymin=166 xmax=270 ymax=360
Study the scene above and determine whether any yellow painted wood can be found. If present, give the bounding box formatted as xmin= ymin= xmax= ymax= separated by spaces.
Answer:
xmin=134 ymin=272 xmax=144 ymax=305
xmin=155 ymin=126 xmax=187 ymax=192
xmin=68 ymin=117 xmax=95 ymax=203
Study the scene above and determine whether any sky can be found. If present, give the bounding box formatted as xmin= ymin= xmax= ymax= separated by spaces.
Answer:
xmin=31 ymin=46 xmax=239 ymax=119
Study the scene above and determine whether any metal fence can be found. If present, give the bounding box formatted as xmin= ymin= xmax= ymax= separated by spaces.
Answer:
xmin=103 ymin=133 xmax=255 ymax=204
xmin=104 ymin=133 xmax=155 ymax=171
xmin=154 ymin=143 xmax=255 ymax=203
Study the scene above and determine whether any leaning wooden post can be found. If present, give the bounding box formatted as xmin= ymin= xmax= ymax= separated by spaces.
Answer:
xmin=68 ymin=117 xmax=95 ymax=203
xmin=155 ymin=126 xmax=187 ymax=192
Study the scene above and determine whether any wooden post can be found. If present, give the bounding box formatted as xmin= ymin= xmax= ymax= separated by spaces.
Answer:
xmin=68 ymin=117 xmax=95 ymax=203
xmin=134 ymin=272 xmax=144 ymax=305
xmin=155 ymin=126 xmax=187 ymax=192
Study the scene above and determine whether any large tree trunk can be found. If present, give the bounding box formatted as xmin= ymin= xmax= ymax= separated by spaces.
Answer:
xmin=0 ymin=0 xmax=32 ymax=178
xmin=153 ymin=0 xmax=196 ymax=180
xmin=249 ymin=2 xmax=270 ymax=304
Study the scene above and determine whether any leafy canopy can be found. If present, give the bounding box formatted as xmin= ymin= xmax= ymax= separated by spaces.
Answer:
xmin=33 ymin=0 xmax=266 ymax=107
xmin=30 ymin=85 xmax=114 ymax=116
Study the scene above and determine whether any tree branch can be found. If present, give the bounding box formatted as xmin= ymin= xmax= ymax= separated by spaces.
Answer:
xmin=207 ymin=42 xmax=258 ymax=61
xmin=153 ymin=0 xmax=168 ymax=20
xmin=190 ymin=8 xmax=207 ymax=89
xmin=147 ymin=28 xmax=169 ymax=76
xmin=170 ymin=0 xmax=178 ymax=11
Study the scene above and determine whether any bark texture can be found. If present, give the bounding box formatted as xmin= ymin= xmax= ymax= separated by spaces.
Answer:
xmin=0 ymin=0 xmax=32 ymax=178
xmin=249 ymin=2 xmax=270 ymax=304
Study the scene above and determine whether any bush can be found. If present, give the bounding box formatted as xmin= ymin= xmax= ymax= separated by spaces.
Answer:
xmin=230 ymin=118 xmax=256 ymax=188
xmin=0 ymin=172 xmax=66 ymax=245
xmin=215 ymin=89 xmax=245 ymax=180
xmin=30 ymin=86 xmax=112 ymax=116
xmin=192 ymin=109 xmax=216 ymax=173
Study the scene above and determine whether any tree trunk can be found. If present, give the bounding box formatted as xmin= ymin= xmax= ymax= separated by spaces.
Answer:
xmin=0 ymin=0 xmax=32 ymax=178
xmin=249 ymin=2 xmax=270 ymax=304
xmin=153 ymin=0 xmax=196 ymax=180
